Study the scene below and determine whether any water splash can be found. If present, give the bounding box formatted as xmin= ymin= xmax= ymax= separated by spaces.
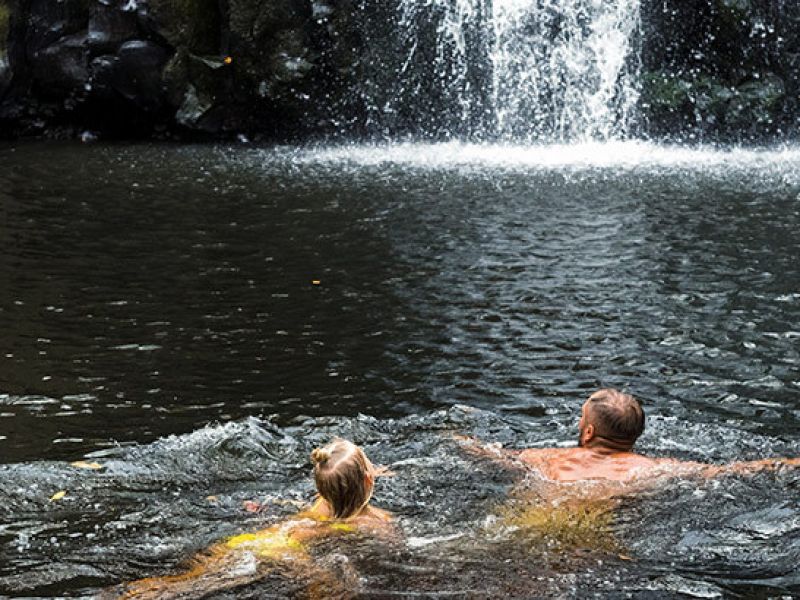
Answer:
xmin=490 ymin=0 xmax=641 ymax=141
xmin=375 ymin=0 xmax=642 ymax=141
xmin=294 ymin=141 xmax=800 ymax=178
xmin=1 ymin=410 xmax=799 ymax=597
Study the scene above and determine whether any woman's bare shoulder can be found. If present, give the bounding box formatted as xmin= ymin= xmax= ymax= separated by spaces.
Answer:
xmin=366 ymin=506 xmax=393 ymax=522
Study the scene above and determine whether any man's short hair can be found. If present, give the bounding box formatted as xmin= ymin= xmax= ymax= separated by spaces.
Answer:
xmin=587 ymin=389 xmax=645 ymax=445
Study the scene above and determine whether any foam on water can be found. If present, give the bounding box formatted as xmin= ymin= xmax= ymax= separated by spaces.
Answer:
xmin=293 ymin=141 xmax=800 ymax=179
xmin=1 ymin=410 xmax=798 ymax=597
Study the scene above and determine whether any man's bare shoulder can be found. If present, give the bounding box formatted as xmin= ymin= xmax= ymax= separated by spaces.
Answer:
xmin=518 ymin=447 xmax=562 ymax=462
xmin=518 ymin=447 xmax=696 ymax=482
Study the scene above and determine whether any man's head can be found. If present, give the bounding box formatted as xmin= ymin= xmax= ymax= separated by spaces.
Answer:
xmin=578 ymin=389 xmax=645 ymax=452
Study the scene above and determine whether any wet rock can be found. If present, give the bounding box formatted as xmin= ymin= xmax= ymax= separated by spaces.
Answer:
xmin=717 ymin=0 xmax=751 ymax=14
xmin=79 ymin=129 xmax=98 ymax=142
xmin=175 ymin=82 xmax=210 ymax=127
xmin=641 ymin=0 xmax=798 ymax=140
xmin=1 ymin=0 xmax=377 ymax=138
xmin=26 ymin=0 xmax=90 ymax=55
xmin=88 ymin=1 xmax=139 ymax=54
xmin=133 ymin=0 xmax=226 ymax=132
xmin=178 ymin=54 xmax=227 ymax=129
xmin=111 ymin=39 xmax=169 ymax=110
xmin=2 ymin=0 xmax=794 ymax=140
xmin=162 ymin=49 xmax=228 ymax=131
xmin=226 ymin=0 xmax=316 ymax=110
xmin=88 ymin=53 xmax=119 ymax=100
xmin=641 ymin=70 xmax=786 ymax=137
xmin=140 ymin=0 xmax=221 ymax=53
xmin=31 ymin=32 xmax=88 ymax=96
xmin=311 ymin=1 xmax=333 ymax=20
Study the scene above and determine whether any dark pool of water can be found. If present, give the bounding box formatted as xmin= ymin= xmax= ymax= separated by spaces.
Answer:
xmin=0 ymin=141 xmax=799 ymax=597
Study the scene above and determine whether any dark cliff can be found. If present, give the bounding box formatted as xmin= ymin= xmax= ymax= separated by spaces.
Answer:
xmin=0 ymin=0 xmax=363 ymax=139
xmin=0 ymin=0 xmax=798 ymax=141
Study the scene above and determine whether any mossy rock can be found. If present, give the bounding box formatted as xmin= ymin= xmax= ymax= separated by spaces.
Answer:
xmin=641 ymin=72 xmax=693 ymax=111
xmin=0 ymin=0 xmax=9 ymax=92
xmin=0 ymin=2 xmax=9 ymax=44
xmin=226 ymin=1 xmax=317 ymax=110
xmin=642 ymin=68 xmax=786 ymax=134
xmin=228 ymin=0 xmax=309 ymax=46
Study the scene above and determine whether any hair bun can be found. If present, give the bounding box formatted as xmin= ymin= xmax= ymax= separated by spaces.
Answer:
xmin=311 ymin=447 xmax=331 ymax=465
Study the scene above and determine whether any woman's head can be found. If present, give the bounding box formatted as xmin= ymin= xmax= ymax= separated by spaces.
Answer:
xmin=311 ymin=439 xmax=375 ymax=519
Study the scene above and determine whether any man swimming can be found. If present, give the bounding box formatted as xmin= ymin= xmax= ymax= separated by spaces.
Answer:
xmin=459 ymin=388 xmax=799 ymax=482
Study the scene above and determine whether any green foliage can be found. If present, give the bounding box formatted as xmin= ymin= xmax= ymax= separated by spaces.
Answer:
xmin=727 ymin=74 xmax=785 ymax=125
xmin=641 ymin=70 xmax=785 ymax=128
xmin=641 ymin=72 xmax=693 ymax=111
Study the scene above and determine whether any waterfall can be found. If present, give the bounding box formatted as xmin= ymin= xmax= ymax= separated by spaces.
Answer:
xmin=364 ymin=0 xmax=642 ymax=142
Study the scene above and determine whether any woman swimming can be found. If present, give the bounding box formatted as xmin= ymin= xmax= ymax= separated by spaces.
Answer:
xmin=113 ymin=438 xmax=394 ymax=599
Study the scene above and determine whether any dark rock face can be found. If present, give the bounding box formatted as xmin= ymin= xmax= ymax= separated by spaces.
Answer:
xmin=112 ymin=39 xmax=169 ymax=109
xmin=88 ymin=2 xmax=138 ymax=54
xmin=0 ymin=0 xmax=357 ymax=138
xmin=0 ymin=0 xmax=798 ymax=141
xmin=0 ymin=1 xmax=12 ymax=97
xmin=31 ymin=31 xmax=88 ymax=95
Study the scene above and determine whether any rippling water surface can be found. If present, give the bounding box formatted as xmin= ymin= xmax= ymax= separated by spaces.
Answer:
xmin=0 ymin=141 xmax=799 ymax=597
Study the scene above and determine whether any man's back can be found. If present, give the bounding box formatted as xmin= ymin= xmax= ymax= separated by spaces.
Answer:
xmin=518 ymin=447 xmax=671 ymax=482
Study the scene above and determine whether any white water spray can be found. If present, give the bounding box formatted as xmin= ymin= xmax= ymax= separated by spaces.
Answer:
xmin=386 ymin=0 xmax=642 ymax=141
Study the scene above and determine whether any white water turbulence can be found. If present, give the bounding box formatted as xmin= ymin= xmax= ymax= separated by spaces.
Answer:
xmin=382 ymin=0 xmax=642 ymax=141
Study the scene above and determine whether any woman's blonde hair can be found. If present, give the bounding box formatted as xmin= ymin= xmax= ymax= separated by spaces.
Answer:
xmin=311 ymin=439 xmax=374 ymax=519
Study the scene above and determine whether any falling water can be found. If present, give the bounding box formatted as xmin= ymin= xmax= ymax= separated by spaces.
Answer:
xmin=372 ymin=0 xmax=642 ymax=141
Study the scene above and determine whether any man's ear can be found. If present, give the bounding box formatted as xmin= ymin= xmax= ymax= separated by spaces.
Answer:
xmin=584 ymin=423 xmax=595 ymax=441
xmin=365 ymin=472 xmax=374 ymax=487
